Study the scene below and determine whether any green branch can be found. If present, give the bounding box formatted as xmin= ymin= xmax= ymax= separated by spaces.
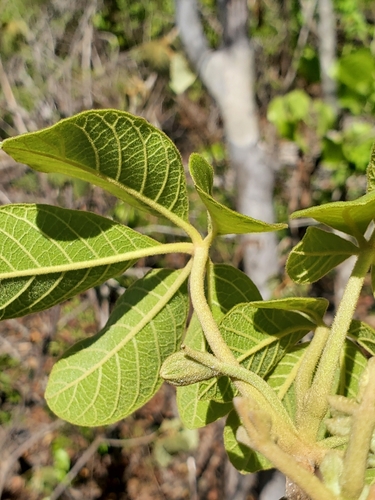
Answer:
xmin=299 ymin=243 xmax=374 ymax=441
xmin=340 ymin=358 xmax=375 ymax=499
xmin=234 ymin=398 xmax=338 ymax=500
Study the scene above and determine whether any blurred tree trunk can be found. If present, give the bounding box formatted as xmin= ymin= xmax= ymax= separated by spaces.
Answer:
xmin=175 ymin=2 xmax=283 ymax=499
xmin=317 ymin=0 xmax=349 ymax=311
xmin=317 ymin=0 xmax=338 ymax=113
xmin=175 ymin=0 xmax=278 ymax=300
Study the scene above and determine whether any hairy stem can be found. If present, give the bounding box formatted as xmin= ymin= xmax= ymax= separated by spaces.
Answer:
xmin=295 ymin=325 xmax=330 ymax=428
xmin=299 ymin=244 xmax=374 ymax=441
xmin=234 ymin=398 xmax=338 ymax=500
xmin=340 ymin=358 xmax=375 ymax=499
xmin=189 ymin=241 xmax=304 ymax=454
xmin=182 ymin=344 xmax=296 ymax=430
xmin=189 ymin=242 xmax=239 ymax=363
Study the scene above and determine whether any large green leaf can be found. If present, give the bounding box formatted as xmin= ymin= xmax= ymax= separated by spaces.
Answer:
xmin=223 ymin=410 xmax=272 ymax=473
xmin=250 ymin=297 xmax=329 ymax=325
xmin=265 ymin=344 xmax=308 ymax=419
xmin=347 ymin=320 xmax=375 ymax=356
xmin=208 ymin=263 xmax=262 ymax=317
xmin=176 ymin=264 xmax=261 ymax=428
xmin=0 ymin=204 xmax=161 ymax=319
xmin=1 ymin=110 xmax=189 ymax=225
xmin=219 ymin=304 xmax=314 ymax=378
xmin=189 ymin=153 xmax=286 ymax=235
xmin=45 ymin=268 xmax=189 ymax=426
xmin=286 ymin=227 xmax=358 ymax=284
xmin=290 ymin=190 xmax=375 ymax=237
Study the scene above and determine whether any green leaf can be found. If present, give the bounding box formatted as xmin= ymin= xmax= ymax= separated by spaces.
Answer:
xmin=341 ymin=122 xmax=375 ymax=172
xmin=223 ymin=410 xmax=272 ymax=473
xmin=219 ymin=304 xmax=314 ymax=378
xmin=338 ymin=340 xmax=368 ymax=399
xmin=286 ymin=227 xmax=358 ymax=284
xmin=266 ymin=344 xmax=307 ymax=419
xmin=208 ymin=263 xmax=262 ymax=318
xmin=189 ymin=154 xmax=286 ymax=235
xmin=1 ymin=110 xmax=189 ymax=225
xmin=285 ymin=89 xmax=311 ymax=122
xmin=367 ymin=142 xmax=375 ymax=193
xmin=266 ymin=339 xmax=367 ymax=423
xmin=250 ymin=297 xmax=329 ymax=325
xmin=176 ymin=264 xmax=260 ymax=427
xmin=0 ymin=204 xmax=160 ymax=319
xmin=347 ymin=320 xmax=375 ymax=356
xmin=290 ymin=191 xmax=375 ymax=237
xmin=45 ymin=268 xmax=189 ymax=426
xmin=200 ymin=265 xmax=263 ymax=403
xmin=197 ymin=374 xmax=235 ymax=403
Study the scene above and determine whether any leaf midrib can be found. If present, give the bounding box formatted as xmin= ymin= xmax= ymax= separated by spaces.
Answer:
xmin=49 ymin=260 xmax=192 ymax=397
xmin=0 ymin=242 xmax=194 ymax=279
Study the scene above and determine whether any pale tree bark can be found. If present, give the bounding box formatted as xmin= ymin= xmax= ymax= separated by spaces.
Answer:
xmin=175 ymin=0 xmax=278 ymax=300
xmin=317 ymin=0 xmax=350 ymax=313
xmin=176 ymin=3 xmax=283 ymax=499
xmin=317 ymin=0 xmax=338 ymax=113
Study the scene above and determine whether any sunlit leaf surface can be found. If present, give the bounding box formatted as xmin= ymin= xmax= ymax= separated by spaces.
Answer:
xmin=46 ymin=269 xmax=189 ymax=426
xmin=1 ymin=110 xmax=189 ymax=224
xmin=0 ymin=204 xmax=160 ymax=319
xmin=223 ymin=410 xmax=272 ymax=473
xmin=287 ymin=227 xmax=358 ymax=284
xmin=189 ymin=153 xmax=286 ymax=235
xmin=290 ymin=190 xmax=375 ymax=237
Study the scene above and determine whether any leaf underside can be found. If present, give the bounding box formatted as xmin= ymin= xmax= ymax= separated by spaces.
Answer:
xmin=1 ymin=110 xmax=189 ymax=223
xmin=219 ymin=304 xmax=314 ymax=380
xmin=189 ymin=153 xmax=286 ymax=235
xmin=266 ymin=344 xmax=308 ymax=419
xmin=250 ymin=297 xmax=329 ymax=325
xmin=287 ymin=227 xmax=358 ymax=284
xmin=45 ymin=268 xmax=189 ymax=426
xmin=0 ymin=204 xmax=160 ymax=319
xmin=223 ymin=410 xmax=272 ymax=473
xmin=347 ymin=319 xmax=375 ymax=356
xmin=290 ymin=190 xmax=375 ymax=237
xmin=197 ymin=305 xmax=314 ymax=404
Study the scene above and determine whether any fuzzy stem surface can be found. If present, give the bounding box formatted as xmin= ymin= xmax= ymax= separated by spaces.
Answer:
xmin=299 ymin=243 xmax=374 ymax=441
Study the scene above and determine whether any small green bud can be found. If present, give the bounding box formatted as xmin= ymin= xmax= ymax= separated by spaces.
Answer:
xmin=160 ymin=351 xmax=219 ymax=386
